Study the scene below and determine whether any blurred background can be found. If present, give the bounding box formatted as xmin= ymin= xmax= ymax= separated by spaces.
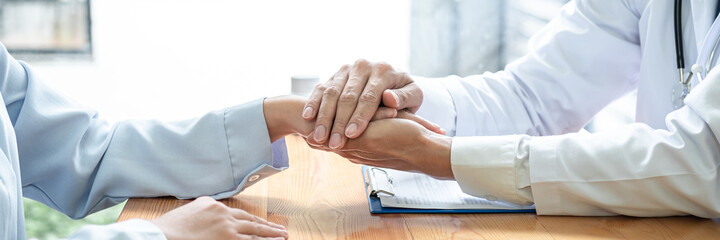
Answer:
xmin=1 ymin=0 xmax=633 ymax=238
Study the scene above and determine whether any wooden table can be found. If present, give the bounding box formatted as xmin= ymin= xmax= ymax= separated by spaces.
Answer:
xmin=119 ymin=135 xmax=720 ymax=239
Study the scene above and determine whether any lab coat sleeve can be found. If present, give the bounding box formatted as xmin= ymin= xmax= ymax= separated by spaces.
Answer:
xmin=417 ymin=0 xmax=642 ymax=137
xmin=0 ymin=44 xmax=288 ymax=223
xmin=420 ymin=0 xmax=720 ymax=217
xmin=526 ymin=68 xmax=720 ymax=217
xmin=415 ymin=1 xmax=645 ymax=209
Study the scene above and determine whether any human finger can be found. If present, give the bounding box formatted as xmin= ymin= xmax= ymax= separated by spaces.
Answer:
xmin=303 ymin=64 xmax=349 ymax=121
xmin=381 ymin=82 xmax=423 ymax=113
xmin=336 ymin=150 xmax=412 ymax=170
xmin=230 ymin=208 xmax=285 ymax=230
xmin=396 ymin=110 xmax=445 ymax=135
xmin=371 ymin=107 xmax=398 ymax=121
xmin=343 ymin=64 xmax=394 ymax=139
xmin=302 ymin=83 xmax=326 ymax=120
xmin=304 ymin=135 xmax=333 ymax=151
xmin=235 ymin=220 xmax=289 ymax=239
xmin=236 ymin=236 xmax=285 ymax=240
xmin=328 ymin=60 xmax=372 ymax=149
xmin=312 ymin=66 xmax=350 ymax=143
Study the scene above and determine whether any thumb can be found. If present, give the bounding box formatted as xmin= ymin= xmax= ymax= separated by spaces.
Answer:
xmin=381 ymin=83 xmax=423 ymax=112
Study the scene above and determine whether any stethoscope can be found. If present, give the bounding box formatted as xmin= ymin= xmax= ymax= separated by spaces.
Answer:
xmin=673 ymin=0 xmax=720 ymax=109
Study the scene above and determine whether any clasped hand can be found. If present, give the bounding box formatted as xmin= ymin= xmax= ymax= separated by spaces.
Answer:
xmin=301 ymin=59 xmax=454 ymax=180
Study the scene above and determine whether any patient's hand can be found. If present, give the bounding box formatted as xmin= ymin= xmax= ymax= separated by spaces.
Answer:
xmin=151 ymin=196 xmax=287 ymax=240
xmin=263 ymin=95 xmax=316 ymax=142
xmin=309 ymin=111 xmax=454 ymax=180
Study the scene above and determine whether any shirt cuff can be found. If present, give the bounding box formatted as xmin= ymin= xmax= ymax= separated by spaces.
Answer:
xmin=451 ymin=135 xmax=534 ymax=205
xmin=210 ymin=98 xmax=289 ymax=199
xmin=67 ymin=219 xmax=166 ymax=240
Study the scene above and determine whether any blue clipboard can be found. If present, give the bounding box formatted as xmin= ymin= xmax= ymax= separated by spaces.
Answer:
xmin=362 ymin=166 xmax=536 ymax=214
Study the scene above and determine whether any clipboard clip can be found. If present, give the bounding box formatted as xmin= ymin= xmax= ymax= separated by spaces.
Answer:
xmin=365 ymin=167 xmax=395 ymax=197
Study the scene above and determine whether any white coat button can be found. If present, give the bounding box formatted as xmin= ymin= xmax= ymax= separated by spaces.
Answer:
xmin=248 ymin=175 xmax=260 ymax=182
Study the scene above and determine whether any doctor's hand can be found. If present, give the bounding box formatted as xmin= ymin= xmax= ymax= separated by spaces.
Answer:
xmin=151 ymin=196 xmax=288 ymax=240
xmin=301 ymin=59 xmax=443 ymax=150
xmin=311 ymin=111 xmax=454 ymax=180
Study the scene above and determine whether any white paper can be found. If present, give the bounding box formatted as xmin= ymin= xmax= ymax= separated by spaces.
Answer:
xmin=376 ymin=168 xmax=534 ymax=210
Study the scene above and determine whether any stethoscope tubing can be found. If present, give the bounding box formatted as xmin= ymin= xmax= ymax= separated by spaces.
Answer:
xmin=675 ymin=0 xmax=685 ymax=72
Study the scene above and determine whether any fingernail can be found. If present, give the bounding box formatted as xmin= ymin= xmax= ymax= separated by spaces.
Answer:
xmin=345 ymin=123 xmax=358 ymax=137
xmin=329 ymin=133 xmax=342 ymax=149
xmin=302 ymin=107 xmax=313 ymax=119
xmin=313 ymin=125 xmax=326 ymax=142
xmin=281 ymin=230 xmax=289 ymax=238
xmin=391 ymin=91 xmax=400 ymax=104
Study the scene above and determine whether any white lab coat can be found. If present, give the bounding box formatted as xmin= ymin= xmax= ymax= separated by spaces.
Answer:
xmin=0 ymin=43 xmax=289 ymax=239
xmin=415 ymin=0 xmax=720 ymax=217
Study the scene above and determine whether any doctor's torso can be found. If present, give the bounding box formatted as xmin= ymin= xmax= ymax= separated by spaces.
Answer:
xmin=635 ymin=0 xmax=716 ymax=128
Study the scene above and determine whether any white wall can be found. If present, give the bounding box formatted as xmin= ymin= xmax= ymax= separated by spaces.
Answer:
xmin=22 ymin=0 xmax=410 ymax=122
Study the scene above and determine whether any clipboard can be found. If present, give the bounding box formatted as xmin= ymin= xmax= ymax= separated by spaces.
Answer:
xmin=362 ymin=166 xmax=536 ymax=214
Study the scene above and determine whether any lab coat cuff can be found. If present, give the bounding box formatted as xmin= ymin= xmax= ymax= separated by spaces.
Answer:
xmin=67 ymin=219 xmax=166 ymax=240
xmin=441 ymin=76 xmax=478 ymax=136
xmin=413 ymin=76 xmax=458 ymax=135
xmin=527 ymin=135 xmax=563 ymax=215
xmin=450 ymin=135 xmax=531 ymax=205
xmin=213 ymin=98 xmax=289 ymax=199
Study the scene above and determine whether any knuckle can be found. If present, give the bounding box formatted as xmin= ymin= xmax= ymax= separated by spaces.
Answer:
xmin=236 ymin=208 xmax=249 ymax=215
xmin=353 ymin=59 xmax=370 ymax=69
xmin=339 ymin=91 xmax=359 ymax=104
xmin=346 ymin=76 xmax=364 ymax=84
xmin=366 ymin=80 xmax=382 ymax=90
xmin=374 ymin=61 xmax=393 ymax=73
xmin=207 ymin=201 xmax=225 ymax=210
xmin=353 ymin=112 xmax=370 ymax=125
xmin=323 ymin=86 xmax=341 ymax=98
xmin=359 ymin=90 xmax=379 ymax=103
xmin=398 ymin=71 xmax=412 ymax=83
xmin=253 ymin=223 xmax=265 ymax=234
xmin=354 ymin=58 xmax=368 ymax=64
xmin=339 ymin=64 xmax=352 ymax=72
xmin=316 ymin=112 xmax=332 ymax=122
xmin=315 ymin=84 xmax=327 ymax=93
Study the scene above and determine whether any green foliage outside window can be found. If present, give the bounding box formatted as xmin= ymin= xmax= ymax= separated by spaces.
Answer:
xmin=24 ymin=198 xmax=125 ymax=240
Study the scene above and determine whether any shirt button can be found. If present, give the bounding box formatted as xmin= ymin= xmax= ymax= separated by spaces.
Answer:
xmin=248 ymin=175 xmax=260 ymax=182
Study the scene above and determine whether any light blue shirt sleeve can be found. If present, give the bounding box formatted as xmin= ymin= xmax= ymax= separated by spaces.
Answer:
xmin=67 ymin=220 xmax=166 ymax=240
xmin=0 ymin=43 xmax=288 ymax=238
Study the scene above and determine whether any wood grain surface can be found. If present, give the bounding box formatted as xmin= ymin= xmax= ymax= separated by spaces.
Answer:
xmin=118 ymin=134 xmax=720 ymax=239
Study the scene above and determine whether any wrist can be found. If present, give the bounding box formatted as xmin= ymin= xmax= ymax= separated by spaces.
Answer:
xmin=263 ymin=95 xmax=314 ymax=142
xmin=416 ymin=133 xmax=453 ymax=179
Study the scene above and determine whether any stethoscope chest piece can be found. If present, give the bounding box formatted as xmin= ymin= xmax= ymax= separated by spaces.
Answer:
xmin=672 ymin=0 xmax=717 ymax=109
